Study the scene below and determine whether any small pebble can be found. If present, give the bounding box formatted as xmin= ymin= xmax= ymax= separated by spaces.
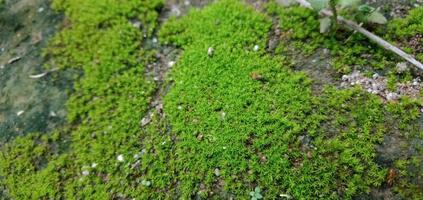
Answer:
xmin=117 ymin=154 xmax=124 ymax=162
xmin=372 ymin=73 xmax=379 ymax=79
xmin=168 ymin=61 xmax=175 ymax=67
xmin=207 ymin=47 xmax=214 ymax=57
xmin=214 ymin=168 xmax=220 ymax=176
xmin=82 ymin=170 xmax=90 ymax=176
xmin=152 ymin=38 xmax=158 ymax=43
xmin=341 ymin=75 xmax=349 ymax=81
xmin=49 ymin=111 xmax=57 ymax=117
xmin=17 ymin=110 xmax=25 ymax=116
xmin=253 ymin=45 xmax=259 ymax=51
xmin=38 ymin=7 xmax=45 ymax=13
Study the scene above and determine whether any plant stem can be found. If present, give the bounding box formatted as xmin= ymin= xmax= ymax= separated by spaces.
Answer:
xmin=329 ymin=0 xmax=338 ymax=33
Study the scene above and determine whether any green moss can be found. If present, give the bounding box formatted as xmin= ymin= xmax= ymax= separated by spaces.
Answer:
xmin=158 ymin=1 xmax=404 ymax=198
xmin=386 ymin=7 xmax=423 ymax=61
xmin=0 ymin=0 xmax=162 ymax=198
xmin=1 ymin=0 xmax=421 ymax=199
xmin=266 ymin=2 xmax=410 ymax=75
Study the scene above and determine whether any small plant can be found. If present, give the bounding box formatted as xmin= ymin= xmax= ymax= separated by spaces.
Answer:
xmin=249 ymin=187 xmax=263 ymax=200
xmin=309 ymin=0 xmax=387 ymax=33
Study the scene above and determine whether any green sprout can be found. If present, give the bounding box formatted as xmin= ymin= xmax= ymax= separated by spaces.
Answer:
xmin=309 ymin=0 xmax=387 ymax=34
xmin=249 ymin=187 xmax=263 ymax=200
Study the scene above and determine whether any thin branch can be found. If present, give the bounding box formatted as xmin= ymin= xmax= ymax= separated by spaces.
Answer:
xmin=286 ymin=0 xmax=423 ymax=71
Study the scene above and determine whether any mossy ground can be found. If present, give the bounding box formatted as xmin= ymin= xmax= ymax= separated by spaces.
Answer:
xmin=0 ymin=0 xmax=422 ymax=199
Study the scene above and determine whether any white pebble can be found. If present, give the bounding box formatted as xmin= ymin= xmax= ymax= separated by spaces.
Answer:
xmin=16 ymin=110 xmax=25 ymax=116
xmin=341 ymin=75 xmax=349 ymax=81
xmin=49 ymin=111 xmax=57 ymax=117
xmin=117 ymin=154 xmax=124 ymax=162
xmin=152 ymin=38 xmax=158 ymax=43
xmin=253 ymin=45 xmax=259 ymax=51
xmin=208 ymin=47 xmax=214 ymax=56
xmin=82 ymin=170 xmax=89 ymax=176
xmin=168 ymin=61 xmax=175 ymax=67
xmin=91 ymin=163 xmax=97 ymax=168
xmin=372 ymin=73 xmax=379 ymax=79
xmin=38 ymin=7 xmax=45 ymax=13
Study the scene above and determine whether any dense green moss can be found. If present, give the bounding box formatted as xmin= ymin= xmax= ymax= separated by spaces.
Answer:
xmin=0 ymin=0 xmax=162 ymax=198
xmin=0 ymin=0 xmax=421 ymax=199
xmin=158 ymin=1 xmax=415 ymax=198
xmin=386 ymin=6 xmax=423 ymax=61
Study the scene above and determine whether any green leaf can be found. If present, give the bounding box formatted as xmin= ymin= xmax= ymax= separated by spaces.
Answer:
xmin=250 ymin=191 xmax=256 ymax=196
xmin=309 ymin=0 xmax=329 ymax=11
xmin=367 ymin=11 xmax=387 ymax=24
xmin=319 ymin=17 xmax=332 ymax=33
xmin=338 ymin=0 xmax=361 ymax=9
xmin=255 ymin=186 xmax=261 ymax=193
xmin=358 ymin=4 xmax=375 ymax=14
xmin=256 ymin=193 xmax=263 ymax=199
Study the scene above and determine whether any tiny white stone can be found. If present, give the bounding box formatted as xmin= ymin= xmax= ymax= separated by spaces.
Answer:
xmin=17 ymin=110 xmax=25 ymax=116
xmin=208 ymin=47 xmax=214 ymax=56
xmin=49 ymin=111 xmax=57 ymax=117
xmin=253 ymin=45 xmax=259 ymax=51
xmin=117 ymin=154 xmax=124 ymax=162
xmin=0 ymin=65 xmax=4 ymax=69
xmin=168 ymin=61 xmax=175 ymax=67
xmin=82 ymin=170 xmax=89 ymax=176
xmin=152 ymin=38 xmax=158 ymax=43
xmin=91 ymin=163 xmax=97 ymax=168
xmin=184 ymin=0 xmax=190 ymax=6
xmin=341 ymin=75 xmax=348 ymax=81
xmin=132 ymin=20 xmax=141 ymax=28
xmin=220 ymin=112 xmax=226 ymax=119
xmin=386 ymin=92 xmax=399 ymax=101
xmin=214 ymin=168 xmax=220 ymax=176
xmin=38 ymin=7 xmax=45 ymax=13
xmin=372 ymin=73 xmax=379 ymax=79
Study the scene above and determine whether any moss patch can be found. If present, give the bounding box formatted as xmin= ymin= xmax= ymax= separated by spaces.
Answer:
xmin=1 ymin=0 xmax=163 ymax=198
xmin=0 ymin=0 xmax=422 ymax=199
xmin=158 ymin=1 xmax=419 ymax=198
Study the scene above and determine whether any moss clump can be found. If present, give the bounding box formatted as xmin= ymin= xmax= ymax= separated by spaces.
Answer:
xmin=1 ymin=0 xmax=421 ymax=199
xmin=0 ymin=0 xmax=163 ymax=199
xmin=158 ymin=0 xmax=406 ymax=198
xmin=266 ymin=2 xmax=406 ymax=75
xmin=386 ymin=7 xmax=423 ymax=61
